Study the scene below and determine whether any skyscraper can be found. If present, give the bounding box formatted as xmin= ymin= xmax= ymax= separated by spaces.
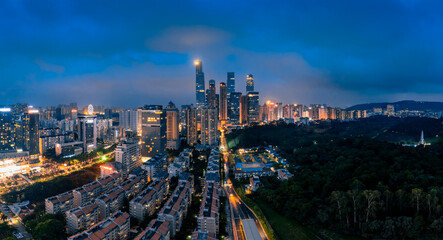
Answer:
xmin=227 ymin=72 xmax=235 ymax=121
xmin=28 ymin=109 xmax=40 ymax=156
xmin=229 ymin=92 xmax=241 ymax=125
xmin=0 ymin=107 xmax=15 ymax=151
xmin=200 ymin=107 xmax=218 ymax=146
xmin=165 ymin=102 xmax=180 ymax=150
xmin=246 ymin=74 xmax=254 ymax=93
xmin=227 ymin=72 xmax=235 ymax=94
xmin=208 ymin=80 xmax=216 ymax=108
xmin=140 ymin=105 xmax=166 ymax=158
xmin=186 ymin=106 xmax=197 ymax=146
xmin=240 ymin=95 xmax=248 ymax=125
xmin=195 ymin=61 xmax=206 ymax=108
xmin=219 ymin=82 xmax=227 ymax=121
xmin=247 ymin=92 xmax=259 ymax=123
xmin=78 ymin=114 xmax=97 ymax=153
xmin=119 ymin=110 xmax=140 ymax=133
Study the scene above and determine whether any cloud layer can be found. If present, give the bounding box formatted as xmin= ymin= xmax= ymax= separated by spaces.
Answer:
xmin=1 ymin=0 xmax=443 ymax=107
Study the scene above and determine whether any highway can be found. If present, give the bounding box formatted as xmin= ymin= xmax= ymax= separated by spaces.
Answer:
xmin=226 ymin=185 xmax=268 ymax=240
xmin=220 ymin=129 xmax=268 ymax=240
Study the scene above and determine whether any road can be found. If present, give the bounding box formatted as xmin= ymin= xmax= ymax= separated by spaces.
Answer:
xmin=220 ymin=129 xmax=268 ymax=240
xmin=1 ymin=203 xmax=32 ymax=240
xmin=226 ymin=185 xmax=268 ymax=240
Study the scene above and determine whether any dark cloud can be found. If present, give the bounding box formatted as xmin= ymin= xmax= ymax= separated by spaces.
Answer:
xmin=1 ymin=0 xmax=443 ymax=107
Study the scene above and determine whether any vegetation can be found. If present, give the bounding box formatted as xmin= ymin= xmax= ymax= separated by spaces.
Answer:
xmin=22 ymin=213 xmax=66 ymax=240
xmin=2 ymin=163 xmax=101 ymax=204
xmin=227 ymin=117 xmax=443 ymax=239
xmin=0 ymin=222 xmax=15 ymax=239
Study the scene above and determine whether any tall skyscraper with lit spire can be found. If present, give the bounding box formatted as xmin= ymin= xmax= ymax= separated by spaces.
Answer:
xmin=195 ymin=60 xmax=205 ymax=108
xmin=246 ymin=74 xmax=254 ymax=93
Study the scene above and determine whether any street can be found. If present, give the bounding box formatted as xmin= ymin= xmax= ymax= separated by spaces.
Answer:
xmin=220 ymin=129 xmax=268 ymax=240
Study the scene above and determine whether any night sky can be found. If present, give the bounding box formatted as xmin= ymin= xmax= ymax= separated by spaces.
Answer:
xmin=1 ymin=0 xmax=443 ymax=107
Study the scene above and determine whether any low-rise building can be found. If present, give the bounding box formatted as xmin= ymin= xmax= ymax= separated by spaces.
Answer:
xmin=130 ymin=180 xmax=168 ymax=222
xmin=66 ymin=201 xmax=99 ymax=235
xmin=45 ymin=191 xmax=74 ymax=214
xmin=191 ymin=231 xmax=216 ymax=240
xmin=121 ymin=175 xmax=147 ymax=199
xmin=197 ymin=182 xmax=220 ymax=235
xmin=141 ymin=154 xmax=167 ymax=181
xmin=68 ymin=211 xmax=130 ymax=240
xmin=157 ymin=178 xmax=193 ymax=237
xmin=95 ymin=187 xmax=125 ymax=220
xmin=277 ymin=169 xmax=293 ymax=181
xmin=134 ymin=219 xmax=170 ymax=240
xmin=72 ymin=173 xmax=121 ymax=208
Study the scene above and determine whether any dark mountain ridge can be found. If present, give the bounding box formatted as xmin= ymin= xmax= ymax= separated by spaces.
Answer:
xmin=346 ymin=100 xmax=443 ymax=112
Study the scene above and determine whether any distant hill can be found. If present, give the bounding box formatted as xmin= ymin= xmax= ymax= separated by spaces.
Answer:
xmin=346 ymin=100 xmax=443 ymax=112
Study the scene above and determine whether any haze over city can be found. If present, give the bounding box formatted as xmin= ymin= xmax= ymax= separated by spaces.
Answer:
xmin=2 ymin=0 xmax=443 ymax=107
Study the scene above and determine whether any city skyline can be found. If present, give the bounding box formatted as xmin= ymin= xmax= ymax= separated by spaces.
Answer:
xmin=1 ymin=1 xmax=443 ymax=108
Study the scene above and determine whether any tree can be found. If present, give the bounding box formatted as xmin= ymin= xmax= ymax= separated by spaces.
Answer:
xmin=362 ymin=190 xmax=380 ymax=223
xmin=411 ymin=188 xmax=424 ymax=215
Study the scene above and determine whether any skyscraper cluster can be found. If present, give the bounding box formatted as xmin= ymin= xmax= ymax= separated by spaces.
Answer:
xmin=184 ymin=60 xmax=260 ymax=146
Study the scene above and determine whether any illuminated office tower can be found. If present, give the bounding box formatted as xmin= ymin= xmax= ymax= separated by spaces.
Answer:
xmin=186 ymin=106 xmax=197 ymax=146
xmin=200 ymin=108 xmax=218 ymax=146
xmin=140 ymin=105 xmax=166 ymax=158
xmin=28 ymin=109 xmax=40 ymax=156
xmin=227 ymin=72 xmax=235 ymax=94
xmin=247 ymin=92 xmax=259 ymax=123
xmin=0 ymin=107 xmax=15 ymax=151
xmin=219 ymin=82 xmax=227 ymax=121
xmin=229 ymin=92 xmax=241 ymax=125
xmin=208 ymin=80 xmax=216 ymax=108
xmin=246 ymin=74 xmax=254 ymax=93
xmin=240 ymin=96 xmax=248 ymax=124
xmin=226 ymin=72 xmax=235 ymax=121
xmin=195 ymin=61 xmax=206 ymax=108
xmin=165 ymin=102 xmax=180 ymax=150
xmin=78 ymin=114 xmax=97 ymax=153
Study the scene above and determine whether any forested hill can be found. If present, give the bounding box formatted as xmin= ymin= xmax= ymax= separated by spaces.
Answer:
xmin=226 ymin=117 xmax=443 ymax=239
xmin=227 ymin=116 xmax=443 ymax=149
xmin=346 ymin=100 xmax=443 ymax=112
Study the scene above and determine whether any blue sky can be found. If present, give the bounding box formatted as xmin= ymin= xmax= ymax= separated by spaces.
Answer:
xmin=1 ymin=0 xmax=443 ymax=107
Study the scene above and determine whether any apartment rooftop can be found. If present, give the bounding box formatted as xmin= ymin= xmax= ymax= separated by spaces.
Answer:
xmin=134 ymin=219 xmax=170 ymax=240
xmin=69 ymin=211 xmax=129 ymax=240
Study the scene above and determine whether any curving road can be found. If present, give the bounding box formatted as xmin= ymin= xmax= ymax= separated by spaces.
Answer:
xmin=221 ymin=130 xmax=268 ymax=240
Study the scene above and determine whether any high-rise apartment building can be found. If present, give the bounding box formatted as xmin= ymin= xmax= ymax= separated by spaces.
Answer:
xmin=186 ymin=106 xmax=197 ymax=146
xmin=140 ymin=105 xmax=166 ymax=158
xmin=200 ymin=108 xmax=218 ymax=146
xmin=208 ymin=80 xmax=216 ymax=108
xmin=115 ymin=141 xmax=141 ymax=177
xmin=247 ymin=92 xmax=259 ymax=123
xmin=119 ymin=110 xmax=140 ymax=133
xmin=219 ymin=83 xmax=227 ymax=121
xmin=195 ymin=61 xmax=206 ymax=108
xmin=0 ymin=108 xmax=15 ymax=151
xmin=78 ymin=114 xmax=97 ymax=153
xmin=229 ymin=92 xmax=241 ymax=125
xmin=246 ymin=74 xmax=254 ymax=93
xmin=165 ymin=102 xmax=180 ymax=150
